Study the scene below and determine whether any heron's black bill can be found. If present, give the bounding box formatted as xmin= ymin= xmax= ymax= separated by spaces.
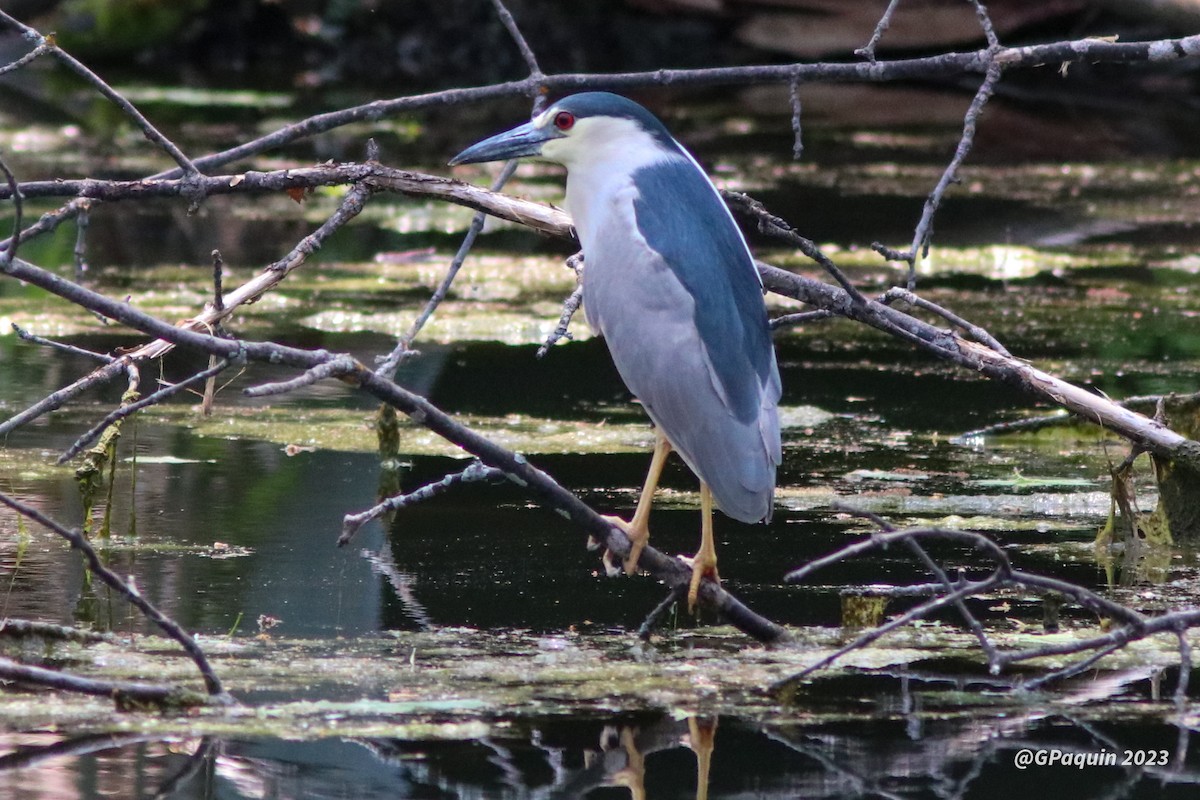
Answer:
xmin=448 ymin=120 xmax=556 ymax=166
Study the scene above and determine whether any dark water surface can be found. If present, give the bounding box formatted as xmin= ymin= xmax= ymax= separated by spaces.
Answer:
xmin=3 ymin=45 xmax=1200 ymax=798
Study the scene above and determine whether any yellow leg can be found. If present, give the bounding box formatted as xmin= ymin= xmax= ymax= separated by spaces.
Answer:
xmin=605 ymin=431 xmax=671 ymax=575
xmin=610 ymin=727 xmax=646 ymax=800
xmin=686 ymin=717 xmax=717 ymax=800
xmin=687 ymin=483 xmax=720 ymax=612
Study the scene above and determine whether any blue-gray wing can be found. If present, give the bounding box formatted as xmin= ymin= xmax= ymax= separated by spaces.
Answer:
xmin=581 ymin=157 xmax=781 ymax=522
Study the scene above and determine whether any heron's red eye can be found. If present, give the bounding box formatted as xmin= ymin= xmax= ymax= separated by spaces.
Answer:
xmin=553 ymin=111 xmax=575 ymax=131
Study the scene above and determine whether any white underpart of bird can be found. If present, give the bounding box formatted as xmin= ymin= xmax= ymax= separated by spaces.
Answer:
xmin=537 ymin=102 xmax=782 ymax=523
xmin=449 ymin=93 xmax=782 ymax=605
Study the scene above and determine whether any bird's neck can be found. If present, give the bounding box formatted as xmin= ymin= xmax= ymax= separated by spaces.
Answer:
xmin=561 ymin=139 xmax=680 ymax=242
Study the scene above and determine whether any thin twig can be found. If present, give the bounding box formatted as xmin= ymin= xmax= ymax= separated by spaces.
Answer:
xmin=537 ymin=253 xmax=585 ymax=358
xmin=59 ymin=356 xmax=236 ymax=464
xmin=0 ymin=493 xmax=229 ymax=699
xmin=776 ymin=514 xmax=1188 ymax=686
xmin=0 ymin=12 xmax=199 ymax=176
xmin=211 ymin=249 xmax=226 ymax=313
xmin=970 ymin=0 xmax=1002 ymax=49
xmin=956 ymin=391 xmax=1200 ymax=441
xmin=902 ymin=537 xmax=1000 ymax=671
xmin=490 ymin=0 xmax=545 ymax=83
xmin=0 ymin=152 xmax=21 ymax=269
xmin=1175 ymin=627 xmax=1192 ymax=707
xmin=855 ymin=0 xmax=905 ymax=61
xmin=73 ymin=201 xmax=90 ymax=283
xmin=784 ymin=526 xmax=1013 ymax=585
xmin=340 ymin=460 xmax=507 ymax=546
xmin=379 ymin=0 xmax=548 ymax=376
xmin=637 ymin=585 xmax=686 ymax=640
xmin=953 ymin=410 xmax=1073 ymax=440
xmin=1017 ymin=641 xmax=1127 ymax=691
xmin=827 ymin=507 xmax=999 ymax=667
xmin=789 ymin=73 xmax=803 ymax=160
xmin=775 ymin=573 xmax=1001 ymax=687
xmin=0 ymin=358 xmax=130 ymax=436
xmin=769 ymin=310 xmax=834 ymax=330
xmin=724 ymin=191 xmax=868 ymax=306
xmin=878 ymin=58 xmax=1004 ymax=288
xmin=881 ymin=287 xmax=1011 ymax=356
xmin=244 ymin=355 xmax=359 ymax=398
xmin=11 ymin=324 xmax=114 ymax=363
xmin=0 ymin=41 xmax=50 ymax=76
xmin=378 ymin=160 xmax=521 ymax=375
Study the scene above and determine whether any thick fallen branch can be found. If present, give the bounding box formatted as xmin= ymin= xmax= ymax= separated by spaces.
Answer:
xmin=0 ymin=619 xmax=114 ymax=644
xmin=15 ymin=165 xmax=1183 ymax=475
xmin=0 ymin=252 xmax=790 ymax=645
xmin=2 ymin=4 xmax=1197 ymax=661
xmin=0 ymin=657 xmax=207 ymax=709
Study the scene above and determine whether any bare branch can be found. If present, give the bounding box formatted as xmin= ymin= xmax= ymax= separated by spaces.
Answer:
xmin=1176 ymin=628 xmax=1192 ymax=708
xmin=0 ymin=40 xmax=50 ymax=75
xmin=777 ymin=573 xmax=1001 ymax=685
xmin=244 ymin=355 xmax=359 ymax=398
xmin=1017 ymin=641 xmax=1128 ymax=691
xmin=490 ymin=0 xmax=545 ymax=84
xmin=0 ymin=657 xmax=206 ymax=709
xmin=340 ymin=460 xmax=507 ymax=546
xmin=1 ymin=240 xmax=789 ymax=641
xmin=0 ymin=12 xmax=199 ymax=176
xmin=757 ymin=264 xmax=1200 ymax=472
xmin=775 ymin=515 xmax=1200 ymax=688
xmin=902 ymin=537 xmax=1000 ymax=670
xmin=0 ymin=493 xmax=229 ymax=699
xmin=210 ymin=249 xmax=226 ymax=313
xmin=724 ymin=192 xmax=868 ymax=306
xmin=5 ymin=163 xmax=1196 ymax=477
xmin=537 ymin=253 xmax=585 ymax=358
xmin=72 ymin=201 xmax=90 ymax=283
xmin=881 ymin=286 xmax=1011 ymax=356
xmin=0 ymin=151 xmax=21 ymax=269
xmin=59 ymin=356 xmax=237 ymax=464
xmin=378 ymin=160 xmax=522 ymax=375
xmin=788 ymin=74 xmax=803 ymax=160
xmin=855 ymin=0 xmax=905 ymax=61
xmin=11 ymin=323 xmax=114 ymax=363
xmin=970 ymin=0 xmax=1002 ymax=49
xmin=637 ymin=585 xmax=687 ymax=640
xmin=0 ymin=28 xmax=1195 ymax=275
xmin=769 ymin=310 xmax=834 ymax=330
xmin=0 ymin=359 xmax=129 ymax=436
xmin=879 ymin=58 xmax=1003 ymax=288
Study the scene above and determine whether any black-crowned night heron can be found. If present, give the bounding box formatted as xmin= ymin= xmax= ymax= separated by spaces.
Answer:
xmin=450 ymin=92 xmax=781 ymax=610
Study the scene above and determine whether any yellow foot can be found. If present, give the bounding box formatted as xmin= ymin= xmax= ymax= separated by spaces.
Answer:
xmin=680 ymin=553 xmax=720 ymax=613
xmin=602 ymin=514 xmax=648 ymax=576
